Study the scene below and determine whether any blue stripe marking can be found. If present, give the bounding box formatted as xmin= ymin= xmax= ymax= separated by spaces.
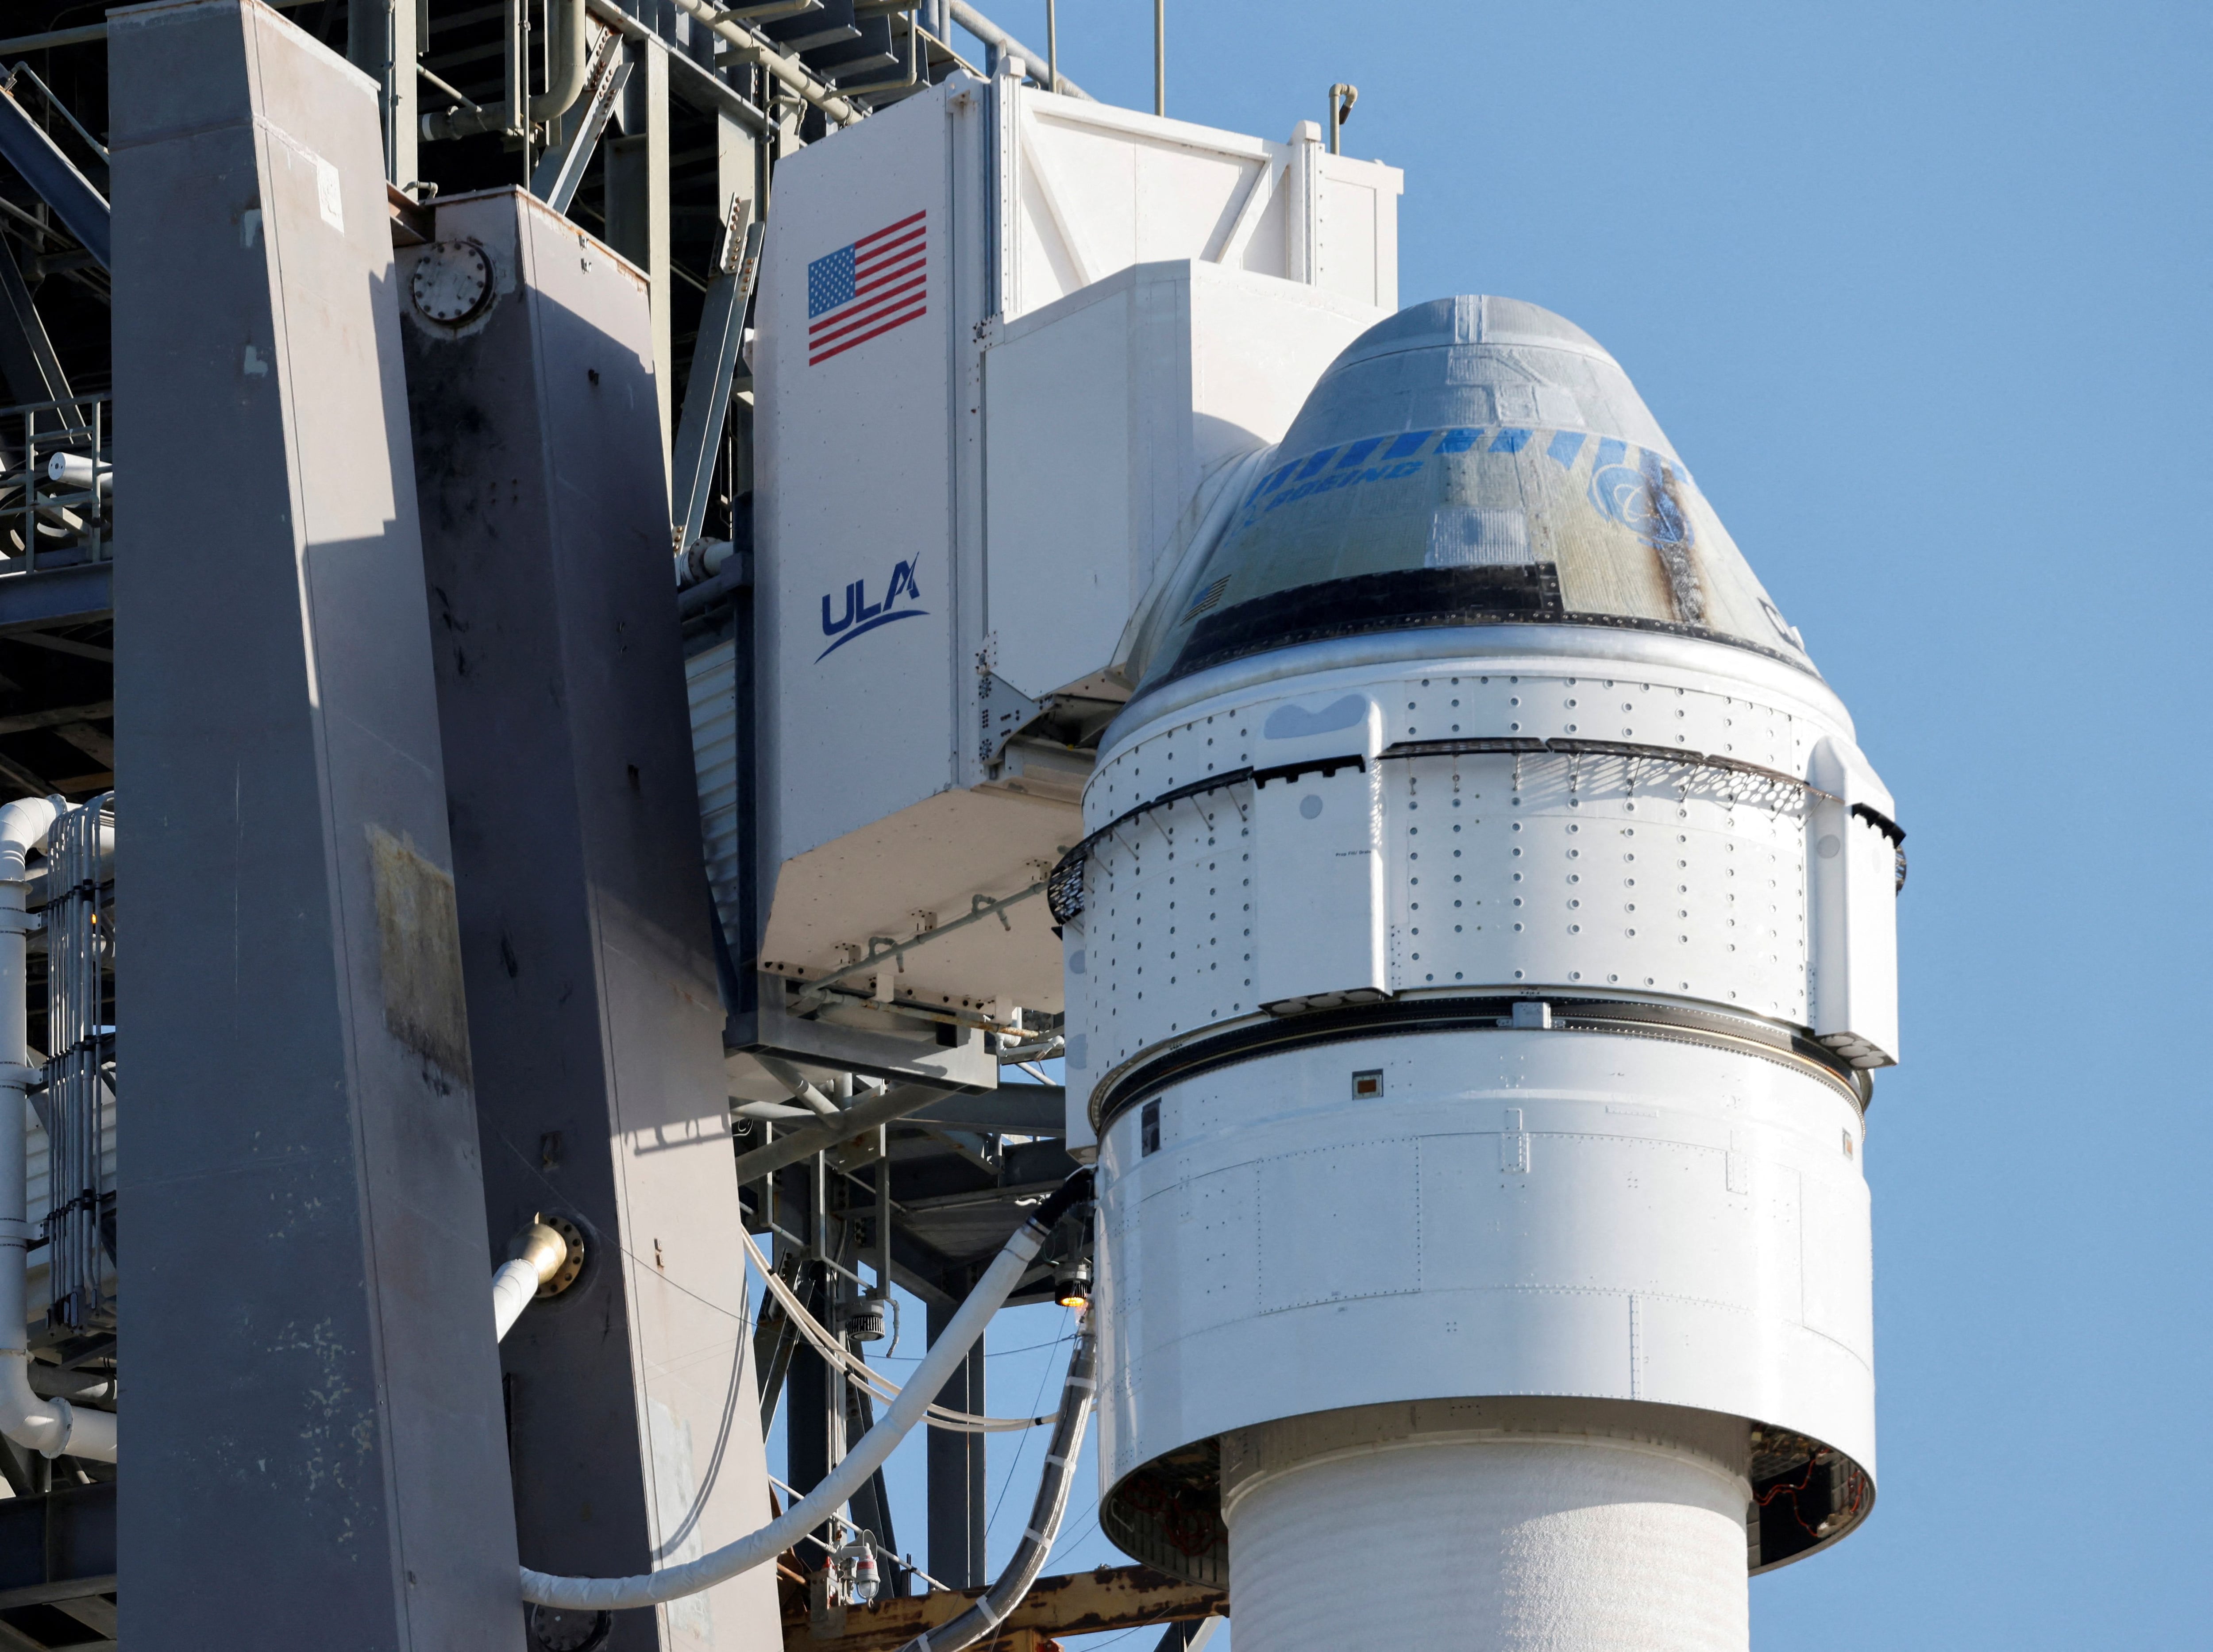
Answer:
xmin=1335 ymin=437 xmax=1384 ymax=468
xmin=1384 ymin=430 xmax=1433 ymax=458
xmin=1295 ymin=447 xmax=1341 ymax=479
xmin=1547 ymin=431 xmax=1587 ymax=467
xmin=814 ymin=606 xmax=930 ymax=662
xmin=1596 ymin=438 xmax=1627 ymax=470
xmin=1438 ymin=428 xmax=1481 ymax=454
xmin=1490 ymin=428 xmax=1532 ymax=453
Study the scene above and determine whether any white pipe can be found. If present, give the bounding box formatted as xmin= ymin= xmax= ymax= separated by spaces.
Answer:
xmin=519 ymin=1171 xmax=1090 ymax=1609
xmin=44 ymin=454 xmax=110 ymax=496
xmin=533 ymin=0 xmax=591 ymax=126
xmin=492 ymin=1218 xmax=573 ymax=1343
xmin=0 ymin=797 xmax=111 ymax=1464
xmin=662 ymin=0 xmax=864 ymax=127
xmin=423 ymin=0 xmax=591 ymax=139
xmin=491 ymin=1259 xmax=540 ymax=1343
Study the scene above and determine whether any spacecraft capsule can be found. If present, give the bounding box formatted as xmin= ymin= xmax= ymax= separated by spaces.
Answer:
xmin=1062 ymin=297 xmax=1901 ymax=1652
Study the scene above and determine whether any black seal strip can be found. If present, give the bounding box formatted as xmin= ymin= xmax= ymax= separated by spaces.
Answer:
xmin=1089 ymin=994 xmax=1863 ymax=1133
xmin=1157 ymin=564 xmax=1816 ymax=689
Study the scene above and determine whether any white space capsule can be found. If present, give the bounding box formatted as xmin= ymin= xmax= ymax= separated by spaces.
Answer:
xmin=1056 ymin=297 xmax=1902 ymax=1652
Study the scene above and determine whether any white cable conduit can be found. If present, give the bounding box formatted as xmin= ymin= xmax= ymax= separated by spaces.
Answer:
xmin=519 ymin=1169 xmax=1091 ymax=1610
xmin=0 ymin=797 xmax=112 ymax=1464
xmin=740 ymin=1223 xmax=1047 ymax=1434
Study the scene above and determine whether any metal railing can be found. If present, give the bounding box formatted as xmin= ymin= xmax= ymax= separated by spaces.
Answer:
xmin=2 ymin=395 xmax=110 ymax=574
xmin=42 ymin=794 xmax=115 ymax=1336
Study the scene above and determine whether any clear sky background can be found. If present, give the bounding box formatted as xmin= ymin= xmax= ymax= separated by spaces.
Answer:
xmin=776 ymin=5 xmax=2213 ymax=1648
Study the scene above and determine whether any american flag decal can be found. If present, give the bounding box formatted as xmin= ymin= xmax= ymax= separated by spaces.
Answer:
xmin=807 ymin=209 xmax=928 ymax=366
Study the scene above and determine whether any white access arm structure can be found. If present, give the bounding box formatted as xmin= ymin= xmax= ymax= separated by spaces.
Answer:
xmin=748 ymin=67 xmax=1902 ymax=1652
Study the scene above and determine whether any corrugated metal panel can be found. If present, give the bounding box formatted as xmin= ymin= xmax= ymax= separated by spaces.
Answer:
xmin=687 ymin=637 xmax=743 ymax=950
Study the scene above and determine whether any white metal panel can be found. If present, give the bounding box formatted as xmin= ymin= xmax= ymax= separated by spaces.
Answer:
xmin=1010 ymin=92 xmax=1275 ymax=314
xmin=1257 ymin=1140 xmax=1416 ymax=1312
xmin=984 ymin=279 xmax=1135 ymax=698
xmin=1084 ymin=783 xmax=1250 ymax=1067
xmin=1807 ymin=736 xmax=1901 ymax=1066
xmin=1249 ymin=761 xmax=1386 ymax=1007
xmin=984 ymin=263 xmax=1384 ymax=704
xmin=1312 ymin=153 xmax=1402 ymax=311
xmin=1078 ymin=637 xmax=1839 ymax=1065
xmin=758 ymin=784 xmax=1075 ymax=1016
xmin=1090 ymin=1029 xmax=1876 ymax=1493
xmin=757 ymin=85 xmax=961 ymax=870
xmin=1005 ymin=91 xmax=1403 ymax=320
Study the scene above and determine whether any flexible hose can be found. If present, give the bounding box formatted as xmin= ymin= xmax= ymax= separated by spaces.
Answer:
xmin=899 ymin=1325 xmax=1097 ymax=1652
xmin=519 ymin=1169 xmax=1094 ymax=1609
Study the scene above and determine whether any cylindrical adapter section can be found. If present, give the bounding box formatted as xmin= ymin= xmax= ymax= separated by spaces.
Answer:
xmin=1222 ymin=1400 xmax=1750 ymax=1652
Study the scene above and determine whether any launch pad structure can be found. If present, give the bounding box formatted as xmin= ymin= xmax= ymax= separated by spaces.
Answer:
xmin=0 ymin=2 xmax=1904 ymax=1649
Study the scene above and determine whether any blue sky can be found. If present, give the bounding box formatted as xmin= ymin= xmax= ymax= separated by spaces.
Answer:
xmin=776 ymin=5 xmax=2213 ymax=1647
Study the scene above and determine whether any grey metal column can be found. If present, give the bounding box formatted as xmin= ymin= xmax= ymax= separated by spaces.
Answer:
xmin=926 ymin=1290 xmax=988 ymax=1587
xmin=399 ymin=185 xmax=781 ymax=1652
xmin=605 ymin=37 xmax=673 ymax=483
xmin=109 ymin=3 xmax=524 ymax=1646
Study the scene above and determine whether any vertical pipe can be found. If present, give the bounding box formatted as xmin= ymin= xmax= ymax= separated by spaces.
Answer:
xmin=1046 ymin=0 xmax=1057 ymax=93
xmin=1153 ymin=0 xmax=1164 ymax=116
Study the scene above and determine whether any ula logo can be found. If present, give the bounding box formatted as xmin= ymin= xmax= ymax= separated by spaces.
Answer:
xmin=817 ymin=557 xmax=927 ymax=661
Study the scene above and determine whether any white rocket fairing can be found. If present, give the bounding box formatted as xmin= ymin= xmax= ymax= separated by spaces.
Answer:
xmin=1058 ymin=296 xmax=1900 ymax=1651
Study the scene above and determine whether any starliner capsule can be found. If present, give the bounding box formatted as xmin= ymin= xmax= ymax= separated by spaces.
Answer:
xmin=1055 ymin=296 xmax=1903 ymax=1652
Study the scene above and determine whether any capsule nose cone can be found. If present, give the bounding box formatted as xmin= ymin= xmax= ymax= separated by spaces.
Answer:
xmin=1130 ymin=296 xmax=1813 ymax=691
xmin=1292 ymin=294 xmax=1678 ymax=462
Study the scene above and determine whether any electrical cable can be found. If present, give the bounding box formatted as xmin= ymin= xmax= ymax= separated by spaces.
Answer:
xmin=895 ymin=1324 xmax=1097 ymax=1652
xmin=740 ymin=1224 xmax=1051 ymax=1433
xmin=983 ymin=1308 xmax=1071 ymax=1548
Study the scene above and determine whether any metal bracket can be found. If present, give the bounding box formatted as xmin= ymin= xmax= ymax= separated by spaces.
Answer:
xmin=792 ymin=881 xmax=1046 ymax=1012
xmin=671 ymin=202 xmax=766 ymax=549
xmin=530 ymin=32 xmax=632 ymax=212
xmin=978 ymin=671 xmax=1045 ymax=764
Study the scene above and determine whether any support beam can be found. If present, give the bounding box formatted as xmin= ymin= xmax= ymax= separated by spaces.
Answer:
xmin=782 ymin=1563 xmax=1228 ymax=1652
xmin=605 ymin=38 xmax=673 ymax=491
xmin=0 ymin=243 xmax=74 ymax=413
xmin=531 ymin=33 xmax=630 ymax=212
xmin=926 ymin=1290 xmax=987 ymax=1589
xmin=401 ymin=184 xmax=782 ymax=1652
xmin=110 ymin=4 xmax=524 ymax=1643
xmin=0 ymin=85 xmax=108 ymax=270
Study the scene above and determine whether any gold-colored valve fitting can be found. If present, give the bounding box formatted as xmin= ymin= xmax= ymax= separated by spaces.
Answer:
xmin=510 ymin=1212 xmax=586 ymax=1298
